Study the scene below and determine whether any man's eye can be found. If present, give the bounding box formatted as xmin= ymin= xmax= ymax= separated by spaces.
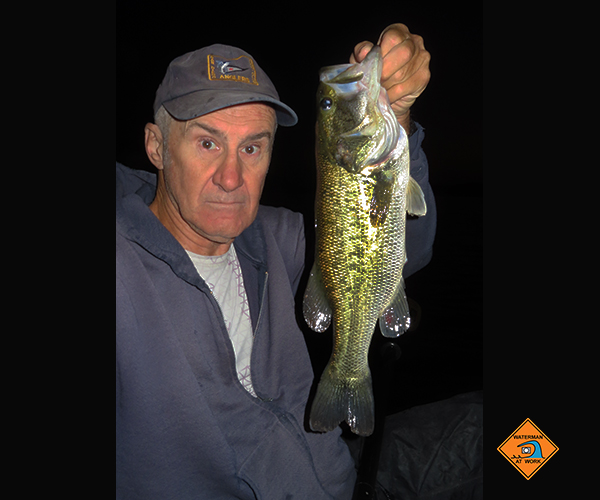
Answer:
xmin=243 ymin=145 xmax=259 ymax=155
xmin=201 ymin=139 xmax=217 ymax=150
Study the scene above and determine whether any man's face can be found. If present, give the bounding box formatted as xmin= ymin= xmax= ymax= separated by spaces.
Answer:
xmin=151 ymin=103 xmax=277 ymax=254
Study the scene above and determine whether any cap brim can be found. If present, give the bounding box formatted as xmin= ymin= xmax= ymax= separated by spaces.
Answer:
xmin=162 ymin=89 xmax=298 ymax=127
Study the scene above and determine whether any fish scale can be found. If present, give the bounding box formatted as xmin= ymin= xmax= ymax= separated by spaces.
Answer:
xmin=303 ymin=46 xmax=426 ymax=436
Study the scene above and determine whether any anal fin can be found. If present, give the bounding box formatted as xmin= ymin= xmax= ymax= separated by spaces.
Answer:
xmin=379 ymin=277 xmax=411 ymax=337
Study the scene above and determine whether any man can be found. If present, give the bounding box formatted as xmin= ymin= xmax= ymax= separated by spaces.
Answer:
xmin=117 ymin=24 xmax=436 ymax=499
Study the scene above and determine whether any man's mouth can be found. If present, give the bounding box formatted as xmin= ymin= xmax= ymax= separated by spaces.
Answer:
xmin=205 ymin=200 xmax=246 ymax=208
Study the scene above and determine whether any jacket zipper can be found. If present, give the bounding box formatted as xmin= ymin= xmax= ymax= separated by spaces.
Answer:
xmin=254 ymin=271 xmax=273 ymax=402
xmin=254 ymin=271 xmax=268 ymax=338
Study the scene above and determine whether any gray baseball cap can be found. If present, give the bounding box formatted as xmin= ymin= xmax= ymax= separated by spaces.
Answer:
xmin=153 ymin=44 xmax=298 ymax=127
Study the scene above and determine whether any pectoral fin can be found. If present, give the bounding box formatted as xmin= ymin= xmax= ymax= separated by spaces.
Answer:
xmin=302 ymin=262 xmax=332 ymax=332
xmin=378 ymin=277 xmax=411 ymax=337
xmin=369 ymin=172 xmax=395 ymax=227
xmin=406 ymin=176 xmax=427 ymax=216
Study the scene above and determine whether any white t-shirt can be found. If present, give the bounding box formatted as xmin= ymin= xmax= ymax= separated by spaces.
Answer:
xmin=186 ymin=245 xmax=256 ymax=397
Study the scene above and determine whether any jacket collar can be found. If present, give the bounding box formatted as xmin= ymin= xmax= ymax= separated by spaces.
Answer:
xmin=233 ymin=210 xmax=267 ymax=270
xmin=116 ymin=162 xmax=267 ymax=285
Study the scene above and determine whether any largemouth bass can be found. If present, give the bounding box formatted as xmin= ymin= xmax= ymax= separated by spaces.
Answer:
xmin=303 ymin=46 xmax=427 ymax=436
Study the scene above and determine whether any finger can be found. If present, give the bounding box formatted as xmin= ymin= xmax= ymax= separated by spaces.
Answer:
xmin=380 ymin=37 xmax=417 ymax=84
xmin=385 ymin=63 xmax=431 ymax=106
xmin=350 ymin=41 xmax=374 ymax=64
xmin=382 ymin=36 xmax=429 ymax=87
xmin=377 ymin=23 xmax=411 ymax=55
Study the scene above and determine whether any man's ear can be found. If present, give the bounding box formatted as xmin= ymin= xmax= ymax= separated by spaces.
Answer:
xmin=145 ymin=123 xmax=165 ymax=170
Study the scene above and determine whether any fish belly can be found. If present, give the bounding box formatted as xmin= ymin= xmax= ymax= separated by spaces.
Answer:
xmin=309 ymin=155 xmax=407 ymax=436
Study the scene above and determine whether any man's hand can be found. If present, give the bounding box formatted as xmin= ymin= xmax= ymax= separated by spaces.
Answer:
xmin=351 ymin=23 xmax=431 ymax=132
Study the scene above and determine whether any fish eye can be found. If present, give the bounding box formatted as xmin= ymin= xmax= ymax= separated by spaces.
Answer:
xmin=320 ymin=98 xmax=333 ymax=111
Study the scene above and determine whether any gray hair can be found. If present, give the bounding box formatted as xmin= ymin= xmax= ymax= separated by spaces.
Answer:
xmin=154 ymin=106 xmax=174 ymax=145
xmin=154 ymin=106 xmax=174 ymax=167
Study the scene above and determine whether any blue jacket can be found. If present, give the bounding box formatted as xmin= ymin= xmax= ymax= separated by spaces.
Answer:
xmin=116 ymin=123 xmax=436 ymax=499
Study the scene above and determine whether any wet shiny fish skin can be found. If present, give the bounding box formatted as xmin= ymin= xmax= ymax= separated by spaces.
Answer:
xmin=303 ymin=46 xmax=426 ymax=436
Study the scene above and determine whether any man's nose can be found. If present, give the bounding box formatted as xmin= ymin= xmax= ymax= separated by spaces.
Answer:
xmin=212 ymin=151 xmax=244 ymax=192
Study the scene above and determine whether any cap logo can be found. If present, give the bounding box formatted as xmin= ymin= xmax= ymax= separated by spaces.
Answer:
xmin=207 ymin=54 xmax=258 ymax=86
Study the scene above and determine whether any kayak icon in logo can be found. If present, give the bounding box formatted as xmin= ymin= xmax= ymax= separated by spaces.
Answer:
xmin=219 ymin=61 xmax=246 ymax=75
xmin=497 ymin=418 xmax=558 ymax=479
xmin=207 ymin=54 xmax=258 ymax=86
xmin=518 ymin=440 xmax=543 ymax=458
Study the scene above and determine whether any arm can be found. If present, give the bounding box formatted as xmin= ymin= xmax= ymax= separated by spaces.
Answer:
xmin=404 ymin=121 xmax=436 ymax=277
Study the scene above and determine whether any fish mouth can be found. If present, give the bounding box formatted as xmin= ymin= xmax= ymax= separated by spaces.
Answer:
xmin=329 ymin=47 xmax=401 ymax=173
xmin=320 ymin=45 xmax=382 ymax=90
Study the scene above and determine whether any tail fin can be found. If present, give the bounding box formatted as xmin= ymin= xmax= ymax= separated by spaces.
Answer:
xmin=309 ymin=366 xmax=375 ymax=436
